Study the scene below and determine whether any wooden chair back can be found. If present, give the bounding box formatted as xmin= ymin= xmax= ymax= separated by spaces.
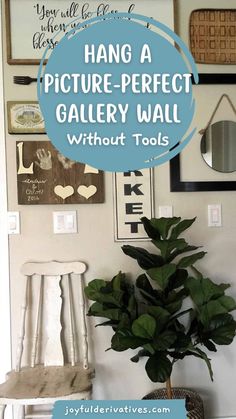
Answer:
xmin=16 ymin=261 xmax=88 ymax=372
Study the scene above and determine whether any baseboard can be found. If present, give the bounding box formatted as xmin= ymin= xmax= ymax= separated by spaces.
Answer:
xmin=211 ymin=417 xmax=236 ymax=419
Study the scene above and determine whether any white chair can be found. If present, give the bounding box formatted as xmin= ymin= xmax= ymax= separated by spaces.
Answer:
xmin=0 ymin=261 xmax=93 ymax=419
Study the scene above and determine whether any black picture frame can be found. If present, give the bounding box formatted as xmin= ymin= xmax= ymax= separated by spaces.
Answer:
xmin=170 ymin=73 xmax=236 ymax=192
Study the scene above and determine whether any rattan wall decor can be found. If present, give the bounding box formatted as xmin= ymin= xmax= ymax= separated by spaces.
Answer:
xmin=190 ymin=9 xmax=236 ymax=64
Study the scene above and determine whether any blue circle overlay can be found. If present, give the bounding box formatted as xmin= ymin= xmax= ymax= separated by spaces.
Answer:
xmin=38 ymin=14 xmax=198 ymax=172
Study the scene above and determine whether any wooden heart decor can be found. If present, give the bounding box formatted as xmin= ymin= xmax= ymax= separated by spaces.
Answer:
xmin=54 ymin=185 xmax=74 ymax=200
xmin=77 ymin=185 xmax=97 ymax=199
xmin=16 ymin=141 xmax=105 ymax=205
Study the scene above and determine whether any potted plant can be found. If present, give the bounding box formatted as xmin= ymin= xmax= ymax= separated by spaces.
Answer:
xmin=85 ymin=216 xmax=236 ymax=418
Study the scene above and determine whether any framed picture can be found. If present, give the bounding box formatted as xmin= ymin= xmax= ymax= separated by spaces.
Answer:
xmin=170 ymin=80 xmax=236 ymax=192
xmin=7 ymin=101 xmax=45 ymax=134
xmin=174 ymin=0 xmax=236 ymax=76
xmin=5 ymin=0 xmax=173 ymax=65
xmin=113 ymin=169 xmax=154 ymax=242
xmin=16 ymin=141 xmax=105 ymax=204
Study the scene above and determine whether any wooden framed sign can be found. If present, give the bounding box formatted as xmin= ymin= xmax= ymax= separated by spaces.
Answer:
xmin=7 ymin=101 xmax=45 ymax=134
xmin=16 ymin=141 xmax=104 ymax=204
xmin=5 ymin=0 xmax=173 ymax=65
xmin=113 ymin=169 xmax=154 ymax=242
xmin=173 ymin=0 xmax=236 ymax=76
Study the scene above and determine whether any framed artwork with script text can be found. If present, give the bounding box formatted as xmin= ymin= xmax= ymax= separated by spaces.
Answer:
xmin=5 ymin=0 xmax=173 ymax=64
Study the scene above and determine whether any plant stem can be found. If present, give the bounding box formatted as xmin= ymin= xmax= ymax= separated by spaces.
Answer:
xmin=166 ymin=377 xmax=173 ymax=399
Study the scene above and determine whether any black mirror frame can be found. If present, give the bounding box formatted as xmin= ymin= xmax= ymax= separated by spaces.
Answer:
xmin=170 ymin=73 xmax=236 ymax=192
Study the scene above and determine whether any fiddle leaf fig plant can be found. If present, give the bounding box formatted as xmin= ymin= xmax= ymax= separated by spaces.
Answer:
xmin=85 ymin=216 xmax=236 ymax=393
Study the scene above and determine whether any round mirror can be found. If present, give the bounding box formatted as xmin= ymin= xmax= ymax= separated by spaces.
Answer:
xmin=200 ymin=120 xmax=236 ymax=173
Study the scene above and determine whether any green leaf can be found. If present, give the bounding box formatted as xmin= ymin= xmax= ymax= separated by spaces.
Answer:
xmin=185 ymin=277 xmax=236 ymax=310
xmin=88 ymin=302 xmax=121 ymax=321
xmin=192 ymin=347 xmax=214 ymax=381
xmin=85 ymin=275 xmax=127 ymax=307
xmin=145 ymin=353 xmax=172 ymax=383
xmin=142 ymin=343 xmax=156 ymax=355
xmin=111 ymin=331 xmax=148 ymax=351
xmin=136 ymin=274 xmax=155 ymax=294
xmin=171 ymin=332 xmax=191 ymax=352
xmin=202 ymin=339 xmax=217 ymax=352
xmin=185 ymin=277 xmax=225 ymax=307
xmin=166 ymin=300 xmax=183 ymax=314
xmin=122 ymin=245 xmax=164 ymax=269
xmin=208 ymin=314 xmax=236 ymax=345
xmin=170 ymin=217 xmax=196 ymax=239
xmin=148 ymin=264 xmax=176 ymax=290
xmin=178 ymin=251 xmax=206 ymax=268
xmin=141 ymin=217 xmax=160 ymax=240
xmin=217 ymin=295 xmax=236 ymax=312
xmin=95 ymin=320 xmax=118 ymax=328
xmin=147 ymin=306 xmax=170 ymax=332
xmin=150 ymin=217 xmax=181 ymax=239
xmin=136 ymin=274 xmax=161 ymax=304
xmin=112 ymin=272 xmax=124 ymax=291
xmin=116 ymin=313 xmax=131 ymax=330
xmin=199 ymin=300 xmax=230 ymax=326
xmin=165 ymin=289 xmax=187 ymax=314
xmin=167 ymin=245 xmax=200 ymax=263
xmin=132 ymin=314 xmax=156 ymax=339
xmin=131 ymin=349 xmax=150 ymax=362
xmin=147 ymin=306 xmax=170 ymax=321
xmin=219 ymin=283 xmax=231 ymax=291
xmin=152 ymin=238 xmax=188 ymax=261
xmin=84 ymin=279 xmax=107 ymax=300
xmin=153 ymin=330 xmax=177 ymax=351
xmin=167 ymin=269 xmax=188 ymax=291
xmin=127 ymin=295 xmax=137 ymax=316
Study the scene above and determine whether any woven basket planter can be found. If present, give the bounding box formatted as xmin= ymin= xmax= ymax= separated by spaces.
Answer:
xmin=143 ymin=388 xmax=204 ymax=419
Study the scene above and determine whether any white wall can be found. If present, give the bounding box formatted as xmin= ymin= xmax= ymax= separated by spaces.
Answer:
xmin=0 ymin=4 xmax=11 ymax=419
xmin=1 ymin=1 xmax=236 ymax=418
xmin=0 ymin=0 xmax=11 ymax=384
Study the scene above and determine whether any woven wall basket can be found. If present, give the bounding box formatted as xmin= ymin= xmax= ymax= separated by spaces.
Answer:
xmin=189 ymin=9 xmax=236 ymax=64
xmin=143 ymin=388 xmax=204 ymax=419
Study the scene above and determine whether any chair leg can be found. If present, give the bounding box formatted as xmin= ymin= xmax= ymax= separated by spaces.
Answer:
xmin=0 ymin=405 xmax=6 ymax=419
xmin=17 ymin=405 xmax=25 ymax=419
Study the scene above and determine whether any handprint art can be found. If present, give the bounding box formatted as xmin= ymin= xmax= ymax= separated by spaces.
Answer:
xmin=35 ymin=149 xmax=52 ymax=170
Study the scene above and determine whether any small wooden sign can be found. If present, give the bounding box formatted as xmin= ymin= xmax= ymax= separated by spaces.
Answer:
xmin=113 ymin=169 xmax=154 ymax=241
xmin=8 ymin=101 xmax=45 ymax=134
xmin=16 ymin=141 xmax=104 ymax=205
xmin=190 ymin=9 xmax=236 ymax=64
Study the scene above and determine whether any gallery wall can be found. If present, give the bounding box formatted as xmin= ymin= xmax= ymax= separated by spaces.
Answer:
xmin=2 ymin=1 xmax=236 ymax=418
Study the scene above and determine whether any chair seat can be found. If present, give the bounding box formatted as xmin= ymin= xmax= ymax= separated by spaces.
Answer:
xmin=0 ymin=364 xmax=93 ymax=400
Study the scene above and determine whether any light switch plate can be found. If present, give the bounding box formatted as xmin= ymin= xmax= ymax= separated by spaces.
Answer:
xmin=159 ymin=206 xmax=173 ymax=218
xmin=7 ymin=211 xmax=20 ymax=235
xmin=53 ymin=211 xmax=77 ymax=234
xmin=208 ymin=204 xmax=222 ymax=227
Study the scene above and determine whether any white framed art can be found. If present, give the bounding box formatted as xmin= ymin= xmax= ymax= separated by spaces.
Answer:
xmin=5 ymin=0 xmax=174 ymax=64
xmin=113 ymin=169 xmax=155 ymax=242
